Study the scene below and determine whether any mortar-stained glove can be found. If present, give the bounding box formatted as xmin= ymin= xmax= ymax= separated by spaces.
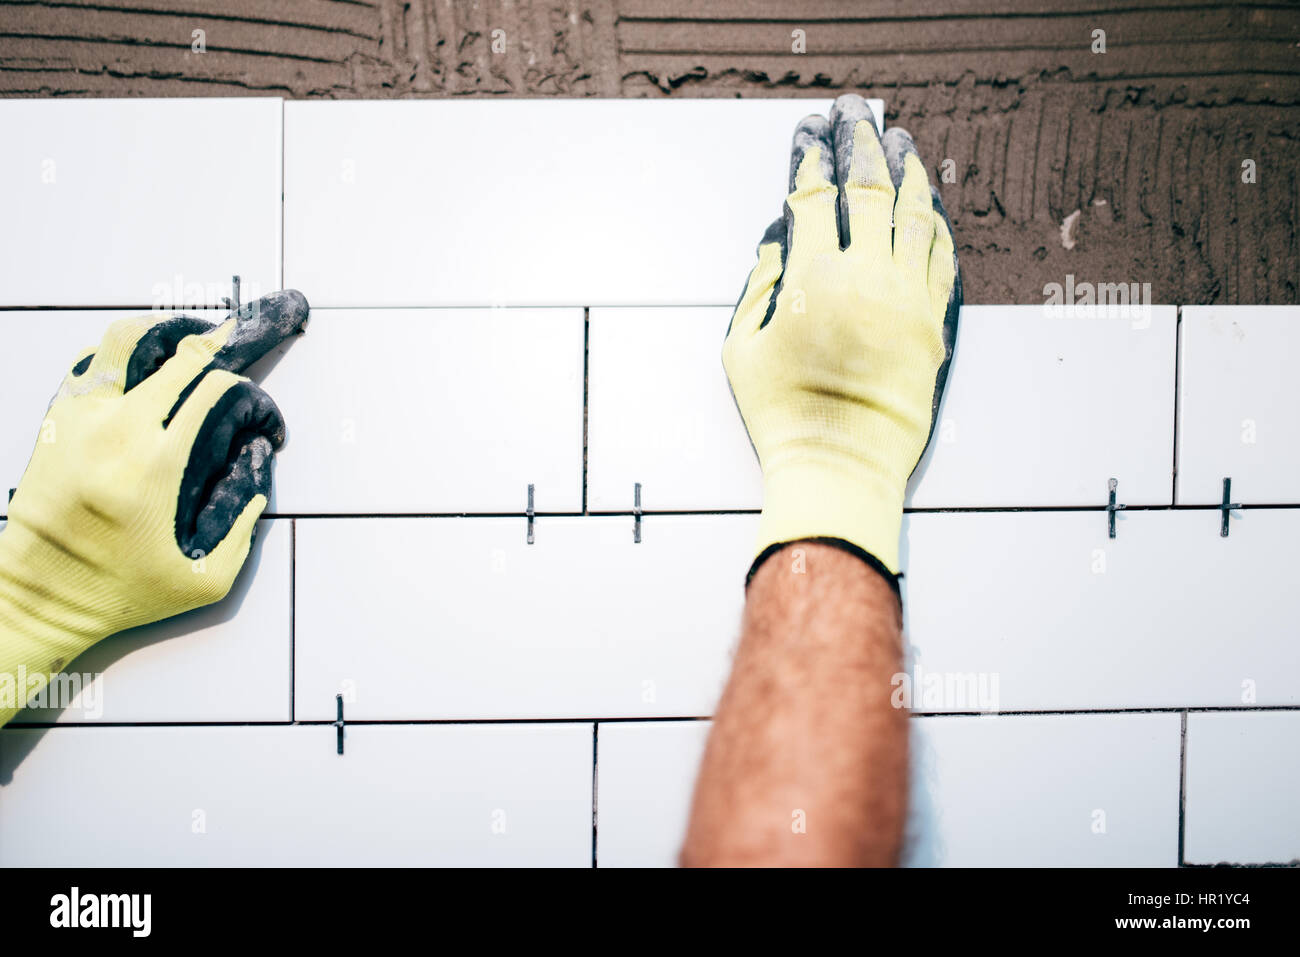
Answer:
xmin=723 ymin=94 xmax=961 ymax=588
xmin=0 ymin=291 xmax=309 ymax=725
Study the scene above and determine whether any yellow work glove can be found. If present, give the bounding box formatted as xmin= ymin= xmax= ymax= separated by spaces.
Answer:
xmin=723 ymin=94 xmax=961 ymax=588
xmin=0 ymin=291 xmax=308 ymax=725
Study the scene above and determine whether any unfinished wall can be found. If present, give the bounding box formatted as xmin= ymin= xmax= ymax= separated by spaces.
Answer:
xmin=0 ymin=0 xmax=1296 ymax=304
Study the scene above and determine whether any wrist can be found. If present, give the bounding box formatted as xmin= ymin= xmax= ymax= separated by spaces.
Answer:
xmin=754 ymin=459 xmax=906 ymax=574
xmin=0 ymin=522 xmax=114 ymax=677
xmin=746 ymin=538 xmax=902 ymax=603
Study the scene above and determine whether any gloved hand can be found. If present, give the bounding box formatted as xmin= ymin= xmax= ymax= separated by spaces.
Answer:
xmin=0 ymin=291 xmax=309 ymax=725
xmin=723 ymin=94 xmax=961 ymax=586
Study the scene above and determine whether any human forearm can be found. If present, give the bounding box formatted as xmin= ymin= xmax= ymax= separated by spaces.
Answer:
xmin=680 ymin=542 xmax=907 ymax=866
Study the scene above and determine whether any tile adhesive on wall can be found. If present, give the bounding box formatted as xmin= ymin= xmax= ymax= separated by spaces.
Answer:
xmin=1 ymin=0 xmax=1295 ymax=306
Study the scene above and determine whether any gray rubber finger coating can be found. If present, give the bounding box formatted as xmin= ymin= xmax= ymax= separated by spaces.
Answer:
xmin=786 ymin=116 xmax=836 ymax=257
xmin=880 ymin=126 xmax=920 ymax=195
xmin=209 ymin=289 xmax=311 ymax=375
xmin=727 ymin=217 xmax=787 ymax=336
xmin=829 ymin=94 xmax=882 ymax=250
xmin=925 ymin=184 xmax=963 ymax=456
xmin=168 ymin=289 xmax=308 ymax=559
xmin=122 ymin=314 xmax=220 ymax=392
xmin=787 ymin=114 xmax=836 ymax=194
xmin=176 ymin=377 xmax=287 ymax=558
xmin=771 ymin=116 xmax=836 ymax=328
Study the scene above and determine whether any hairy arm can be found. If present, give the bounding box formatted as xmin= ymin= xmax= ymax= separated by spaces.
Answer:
xmin=682 ymin=93 xmax=960 ymax=867
xmin=680 ymin=543 xmax=907 ymax=866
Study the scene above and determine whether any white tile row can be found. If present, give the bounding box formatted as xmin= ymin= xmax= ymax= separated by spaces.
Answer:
xmin=599 ymin=712 xmax=1299 ymax=867
xmin=0 ymin=308 xmax=585 ymax=514
xmin=0 ymin=99 xmax=282 ymax=308
xmin=294 ymin=509 xmax=1299 ymax=721
xmin=2 ymin=709 xmax=1293 ymax=865
xmin=589 ymin=305 xmax=1180 ymax=510
xmin=0 ymin=723 xmax=593 ymax=866
xmin=3 ymin=507 xmax=1296 ymax=724
xmin=598 ymin=714 xmax=1184 ymax=867
xmin=0 ymin=97 xmax=882 ymax=308
xmin=7 ymin=306 xmax=1296 ymax=511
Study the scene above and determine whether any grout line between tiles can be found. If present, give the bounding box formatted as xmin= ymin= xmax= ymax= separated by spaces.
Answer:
xmin=261 ymin=502 xmax=1300 ymax=520
xmin=280 ymin=97 xmax=286 ymax=294
xmin=9 ymin=504 xmax=1300 ymax=524
xmin=8 ymin=504 xmax=1300 ymax=525
xmin=289 ymin=517 xmax=296 ymax=723
xmin=591 ymin=723 xmax=599 ymax=868
xmin=8 ymin=704 xmax=1299 ymax=731
xmin=1178 ymin=710 xmax=1188 ymax=866
xmin=1172 ymin=305 xmax=1182 ymax=505
xmin=0 ymin=303 xmax=739 ymax=312
xmin=0 ymin=305 xmax=232 ymax=312
xmin=582 ymin=307 xmax=590 ymax=516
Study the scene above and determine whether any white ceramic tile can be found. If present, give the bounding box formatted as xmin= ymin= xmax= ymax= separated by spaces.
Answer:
xmin=253 ymin=308 xmax=583 ymax=514
xmin=587 ymin=305 xmax=1176 ymax=511
xmin=293 ymin=514 xmax=757 ymax=720
xmin=905 ymin=712 xmax=1180 ymax=866
xmin=596 ymin=721 xmax=709 ymax=867
xmin=901 ymin=509 xmax=1300 ymax=711
xmin=283 ymin=98 xmax=882 ymax=307
xmin=910 ymin=306 xmax=1176 ymax=506
xmin=1184 ymin=711 xmax=1300 ymax=865
xmin=0 ymin=723 xmax=593 ymax=866
xmin=595 ymin=714 xmax=1179 ymax=867
xmin=0 ymin=99 xmax=281 ymax=307
xmin=4 ymin=519 xmax=290 ymax=724
xmin=1178 ymin=306 xmax=1300 ymax=505
xmin=588 ymin=307 xmax=761 ymax=511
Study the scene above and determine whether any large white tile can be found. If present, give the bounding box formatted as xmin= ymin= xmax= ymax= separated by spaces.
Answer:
xmin=254 ymin=308 xmax=584 ymax=514
xmin=293 ymin=514 xmax=756 ymax=720
xmin=1178 ymin=306 xmax=1300 ymax=505
xmin=588 ymin=307 xmax=760 ymax=511
xmin=0 ymin=99 xmax=281 ymax=307
xmin=283 ymin=98 xmax=881 ymax=307
xmin=0 ymin=723 xmax=593 ymax=866
xmin=596 ymin=721 xmax=708 ymax=867
xmin=1184 ymin=711 xmax=1300 ymax=865
xmin=905 ymin=713 xmax=1180 ymax=866
xmin=4 ymin=519 xmax=290 ymax=725
xmin=910 ymin=305 xmax=1176 ymax=507
xmin=901 ymin=509 xmax=1300 ymax=711
xmin=587 ymin=306 xmax=1176 ymax=511
xmin=595 ymin=714 xmax=1180 ymax=867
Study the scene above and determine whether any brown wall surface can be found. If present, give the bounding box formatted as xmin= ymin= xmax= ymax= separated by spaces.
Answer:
xmin=1 ymin=0 xmax=1296 ymax=304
